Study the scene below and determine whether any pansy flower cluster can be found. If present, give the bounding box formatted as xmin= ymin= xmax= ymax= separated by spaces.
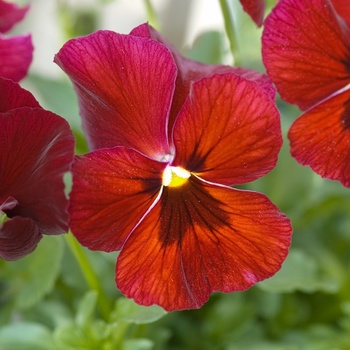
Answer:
xmin=0 ymin=0 xmax=298 ymax=312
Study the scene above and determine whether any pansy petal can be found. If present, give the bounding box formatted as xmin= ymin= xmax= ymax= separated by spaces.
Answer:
xmin=0 ymin=108 xmax=75 ymax=234
xmin=332 ymin=0 xmax=350 ymax=24
xmin=0 ymin=0 xmax=29 ymax=33
xmin=240 ymin=0 xmax=265 ymax=27
xmin=117 ymin=176 xmax=291 ymax=311
xmin=0 ymin=78 xmax=40 ymax=112
xmin=54 ymin=30 xmax=176 ymax=159
xmin=289 ymin=88 xmax=350 ymax=187
xmin=69 ymin=147 xmax=165 ymax=251
xmin=262 ymin=0 xmax=350 ymax=110
xmin=0 ymin=34 xmax=33 ymax=82
xmin=130 ymin=23 xmax=276 ymax=132
xmin=0 ymin=217 xmax=41 ymax=261
xmin=172 ymin=73 xmax=282 ymax=185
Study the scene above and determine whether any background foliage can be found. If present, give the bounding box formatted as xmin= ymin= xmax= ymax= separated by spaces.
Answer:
xmin=2 ymin=0 xmax=350 ymax=349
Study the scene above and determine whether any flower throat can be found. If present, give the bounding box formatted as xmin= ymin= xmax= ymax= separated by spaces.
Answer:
xmin=162 ymin=166 xmax=191 ymax=187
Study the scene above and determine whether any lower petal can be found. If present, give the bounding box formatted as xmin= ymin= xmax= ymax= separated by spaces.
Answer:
xmin=116 ymin=176 xmax=291 ymax=311
xmin=0 ymin=217 xmax=41 ymax=261
xmin=289 ymin=89 xmax=350 ymax=187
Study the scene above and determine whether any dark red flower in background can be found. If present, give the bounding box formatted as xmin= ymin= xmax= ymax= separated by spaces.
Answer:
xmin=0 ymin=79 xmax=75 ymax=260
xmin=0 ymin=0 xmax=33 ymax=81
xmin=55 ymin=23 xmax=292 ymax=311
xmin=262 ymin=0 xmax=350 ymax=187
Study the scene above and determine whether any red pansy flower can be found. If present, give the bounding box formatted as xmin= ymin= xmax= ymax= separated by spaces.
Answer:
xmin=262 ymin=0 xmax=350 ymax=187
xmin=0 ymin=78 xmax=75 ymax=260
xmin=55 ymin=23 xmax=292 ymax=311
xmin=0 ymin=0 xmax=33 ymax=81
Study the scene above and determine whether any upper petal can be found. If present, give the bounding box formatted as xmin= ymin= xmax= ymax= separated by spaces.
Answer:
xmin=54 ymin=30 xmax=177 ymax=160
xmin=130 ymin=23 xmax=276 ymax=133
xmin=0 ymin=0 xmax=29 ymax=33
xmin=0 ymin=217 xmax=41 ymax=261
xmin=0 ymin=34 xmax=33 ymax=82
xmin=289 ymin=88 xmax=350 ymax=187
xmin=0 ymin=78 xmax=40 ymax=112
xmin=0 ymin=108 xmax=75 ymax=234
xmin=172 ymin=73 xmax=282 ymax=185
xmin=116 ymin=176 xmax=291 ymax=311
xmin=69 ymin=147 xmax=165 ymax=252
xmin=262 ymin=0 xmax=350 ymax=110
xmin=239 ymin=0 xmax=265 ymax=27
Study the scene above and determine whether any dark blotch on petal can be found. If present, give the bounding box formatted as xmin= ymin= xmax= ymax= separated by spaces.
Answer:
xmin=160 ymin=176 xmax=229 ymax=247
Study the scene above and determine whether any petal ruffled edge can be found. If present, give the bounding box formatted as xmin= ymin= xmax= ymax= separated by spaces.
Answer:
xmin=0 ymin=34 xmax=33 ymax=82
xmin=116 ymin=176 xmax=292 ymax=311
xmin=0 ymin=78 xmax=40 ymax=112
xmin=240 ymin=0 xmax=265 ymax=27
xmin=289 ymin=88 xmax=350 ymax=187
xmin=0 ymin=217 xmax=41 ymax=261
xmin=0 ymin=0 xmax=29 ymax=33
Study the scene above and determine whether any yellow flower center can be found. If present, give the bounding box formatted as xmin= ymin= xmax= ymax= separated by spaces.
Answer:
xmin=162 ymin=166 xmax=191 ymax=187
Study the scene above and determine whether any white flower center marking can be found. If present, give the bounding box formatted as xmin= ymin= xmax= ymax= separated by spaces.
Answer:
xmin=162 ymin=166 xmax=191 ymax=187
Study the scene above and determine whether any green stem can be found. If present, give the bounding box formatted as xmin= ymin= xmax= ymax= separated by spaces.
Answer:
xmin=0 ymin=211 xmax=8 ymax=225
xmin=65 ymin=232 xmax=111 ymax=321
xmin=218 ymin=0 xmax=240 ymax=65
xmin=144 ymin=0 xmax=160 ymax=30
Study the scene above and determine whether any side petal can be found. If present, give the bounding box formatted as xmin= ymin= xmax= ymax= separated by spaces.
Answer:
xmin=54 ymin=30 xmax=176 ymax=159
xmin=289 ymin=88 xmax=350 ymax=187
xmin=0 ymin=0 xmax=29 ymax=33
xmin=172 ymin=73 xmax=282 ymax=185
xmin=262 ymin=0 xmax=350 ymax=110
xmin=130 ymin=23 xmax=276 ymax=132
xmin=239 ymin=0 xmax=265 ymax=27
xmin=0 ymin=217 xmax=41 ymax=261
xmin=0 ymin=108 xmax=75 ymax=234
xmin=69 ymin=147 xmax=165 ymax=252
xmin=0 ymin=78 xmax=40 ymax=112
xmin=116 ymin=176 xmax=291 ymax=311
xmin=0 ymin=34 xmax=33 ymax=82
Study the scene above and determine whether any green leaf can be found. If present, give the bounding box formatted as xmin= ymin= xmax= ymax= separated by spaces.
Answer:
xmin=4 ymin=235 xmax=64 ymax=309
xmin=112 ymin=297 xmax=167 ymax=324
xmin=0 ymin=323 xmax=54 ymax=350
xmin=75 ymin=291 xmax=98 ymax=328
xmin=123 ymin=339 xmax=154 ymax=350
xmin=185 ymin=30 xmax=228 ymax=64
xmin=258 ymin=249 xmax=339 ymax=293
